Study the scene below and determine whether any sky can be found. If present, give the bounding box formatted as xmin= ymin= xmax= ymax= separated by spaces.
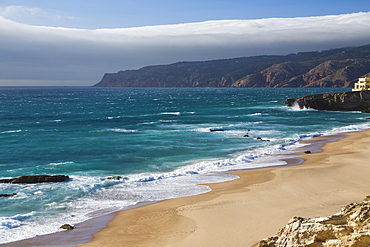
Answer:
xmin=0 ymin=0 xmax=370 ymax=86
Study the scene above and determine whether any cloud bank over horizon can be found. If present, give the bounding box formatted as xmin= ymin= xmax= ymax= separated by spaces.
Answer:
xmin=1 ymin=11 xmax=370 ymax=86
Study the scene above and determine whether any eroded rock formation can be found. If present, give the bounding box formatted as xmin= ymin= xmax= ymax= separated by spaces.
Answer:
xmin=259 ymin=199 xmax=370 ymax=247
xmin=285 ymin=90 xmax=370 ymax=112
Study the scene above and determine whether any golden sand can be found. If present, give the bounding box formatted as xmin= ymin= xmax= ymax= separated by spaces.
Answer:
xmin=79 ymin=130 xmax=370 ymax=247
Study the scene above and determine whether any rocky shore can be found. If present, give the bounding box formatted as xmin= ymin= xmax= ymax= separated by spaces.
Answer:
xmin=259 ymin=197 xmax=370 ymax=247
xmin=285 ymin=90 xmax=370 ymax=112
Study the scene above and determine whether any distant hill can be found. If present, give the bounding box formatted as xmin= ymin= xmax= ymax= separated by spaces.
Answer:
xmin=94 ymin=44 xmax=370 ymax=88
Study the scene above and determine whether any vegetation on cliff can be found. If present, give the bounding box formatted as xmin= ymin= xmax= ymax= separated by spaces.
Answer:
xmin=94 ymin=44 xmax=370 ymax=88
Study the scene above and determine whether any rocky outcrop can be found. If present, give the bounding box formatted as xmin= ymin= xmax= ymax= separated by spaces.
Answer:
xmin=285 ymin=90 xmax=370 ymax=112
xmin=0 ymin=175 xmax=69 ymax=184
xmin=60 ymin=224 xmax=74 ymax=230
xmin=94 ymin=44 xmax=370 ymax=88
xmin=0 ymin=193 xmax=16 ymax=197
xmin=259 ymin=199 xmax=370 ymax=247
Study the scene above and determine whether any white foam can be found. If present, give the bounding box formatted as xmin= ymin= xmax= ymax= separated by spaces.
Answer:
xmin=159 ymin=120 xmax=177 ymax=123
xmin=49 ymin=161 xmax=74 ymax=166
xmin=1 ymin=130 xmax=22 ymax=134
xmin=160 ymin=112 xmax=181 ymax=116
xmin=0 ymin=217 xmax=23 ymax=230
xmin=0 ymin=171 xmax=236 ymax=244
xmin=286 ymin=102 xmax=316 ymax=111
xmin=106 ymin=128 xmax=139 ymax=133
xmin=0 ymin=212 xmax=34 ymax=230
xmin=194 ymin=127 xmax=219 ymax=133
xmin=138 ymin=121 xmax=157 ymax=125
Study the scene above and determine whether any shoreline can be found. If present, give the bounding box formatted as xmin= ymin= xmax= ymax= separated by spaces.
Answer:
xmin=80 ymin=129 xmax=370 ymax=247
xmin=2 ymin=130 xmax=370 ymax=246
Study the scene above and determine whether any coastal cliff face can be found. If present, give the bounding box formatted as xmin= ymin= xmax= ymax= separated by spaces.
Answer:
xmin=94 ymin=44 xmax=370 ymax=88
xmin=234 ymin=59 xmax=370 ymax=88
xmin=259 ymin=199 xmax=370 ymax=247
xmin=285 ymin=90 xmax=370 ymax=112
xmin=285 ymin=59 xmax=370 ymax=88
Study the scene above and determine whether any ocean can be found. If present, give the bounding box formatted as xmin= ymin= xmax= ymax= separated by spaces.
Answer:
xmin=0 ymin=87 xmax=369 ymax=244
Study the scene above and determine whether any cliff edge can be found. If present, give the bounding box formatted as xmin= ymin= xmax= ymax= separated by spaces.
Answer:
xmin=285 ymin=90 xmax=370 ymax=112
xmin=94 ymin=44 xmax=370 ymax=88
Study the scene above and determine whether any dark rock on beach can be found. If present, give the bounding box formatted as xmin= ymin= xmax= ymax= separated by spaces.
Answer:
xmin=60 ymin=224 xmax=74 ymax=230
xmin=0 ymin=175 xmax=69 ymax=184
xmin=285 ymin=90 xmax=370 ymax=112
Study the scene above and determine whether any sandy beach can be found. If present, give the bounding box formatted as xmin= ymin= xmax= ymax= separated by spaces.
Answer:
xmin=3 ymin=130 xmax=370 ymax=247
xmin=79 ymin=130 xmax=370 ymax=247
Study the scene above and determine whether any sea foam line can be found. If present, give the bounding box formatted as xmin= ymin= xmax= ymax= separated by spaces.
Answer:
xmin=160 ymin=112 xmax=181 ymax=116
xmin=1 ymin=130 xmax=22 ymax=134
xmin=1 ymin=123 xmax=370 ymax=245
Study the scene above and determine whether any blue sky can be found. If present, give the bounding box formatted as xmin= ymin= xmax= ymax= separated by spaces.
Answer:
xmin=1 ymin=0 xmax=369 ymax=28
xmin=0 ymin=0 xmax=370 ymax=86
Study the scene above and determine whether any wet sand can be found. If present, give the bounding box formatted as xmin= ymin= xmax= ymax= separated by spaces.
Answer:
xmin=80 ymin=130 xmax=370 ymax=247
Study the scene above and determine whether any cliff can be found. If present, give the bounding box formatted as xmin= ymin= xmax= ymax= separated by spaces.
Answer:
xmin=94 ymin=44 xmax=370 ymax=88
xmin=234 ymin=59 xmax=370 ymax=88
xmin=259 ymin=198 xmax=370 ymax=247
xmin=285 ymin=90 xmax=370 ymax=112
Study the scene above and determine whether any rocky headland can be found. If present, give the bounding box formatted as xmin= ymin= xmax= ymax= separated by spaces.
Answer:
xmin=258 ymin=197 xmax=370 ymax=247
xmin=285 ymin=90 xmax=370 ymax=112
xmin=94 ymin=44 xmax=370 ymax=88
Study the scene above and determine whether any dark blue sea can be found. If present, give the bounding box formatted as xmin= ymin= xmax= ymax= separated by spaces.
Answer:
xmin=0 ymin=87 xmax=368 ymax=243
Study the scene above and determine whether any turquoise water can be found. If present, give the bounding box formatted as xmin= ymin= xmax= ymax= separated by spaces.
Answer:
xmin=0 ymin=87 xmax=369 ymax=243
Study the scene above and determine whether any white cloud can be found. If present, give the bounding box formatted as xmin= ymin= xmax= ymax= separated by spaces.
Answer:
xmin=0 ymin=12 xmax=370 ymax=86
xmin=0 ymin=5 xmax=77 ymax=24
xmin=0 ymin=5 xmax=43 ymax=18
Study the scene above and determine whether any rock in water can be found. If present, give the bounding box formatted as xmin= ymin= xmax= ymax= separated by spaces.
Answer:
xmin=0 ymin=175 xmax=69 ymax=184
xmin=0 ymin=193 xmax=16 ymax=197
xmin=285 ymin=90 xmax=370 ymax=112
xmin=259 ymin=199 xmax=370 ymax=247
xmin=210 ymin=128 xmax=224 ymax=132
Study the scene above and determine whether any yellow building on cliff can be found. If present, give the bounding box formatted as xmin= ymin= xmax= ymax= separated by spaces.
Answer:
xmin=353 ymin=77 xmax=370 ymax=91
